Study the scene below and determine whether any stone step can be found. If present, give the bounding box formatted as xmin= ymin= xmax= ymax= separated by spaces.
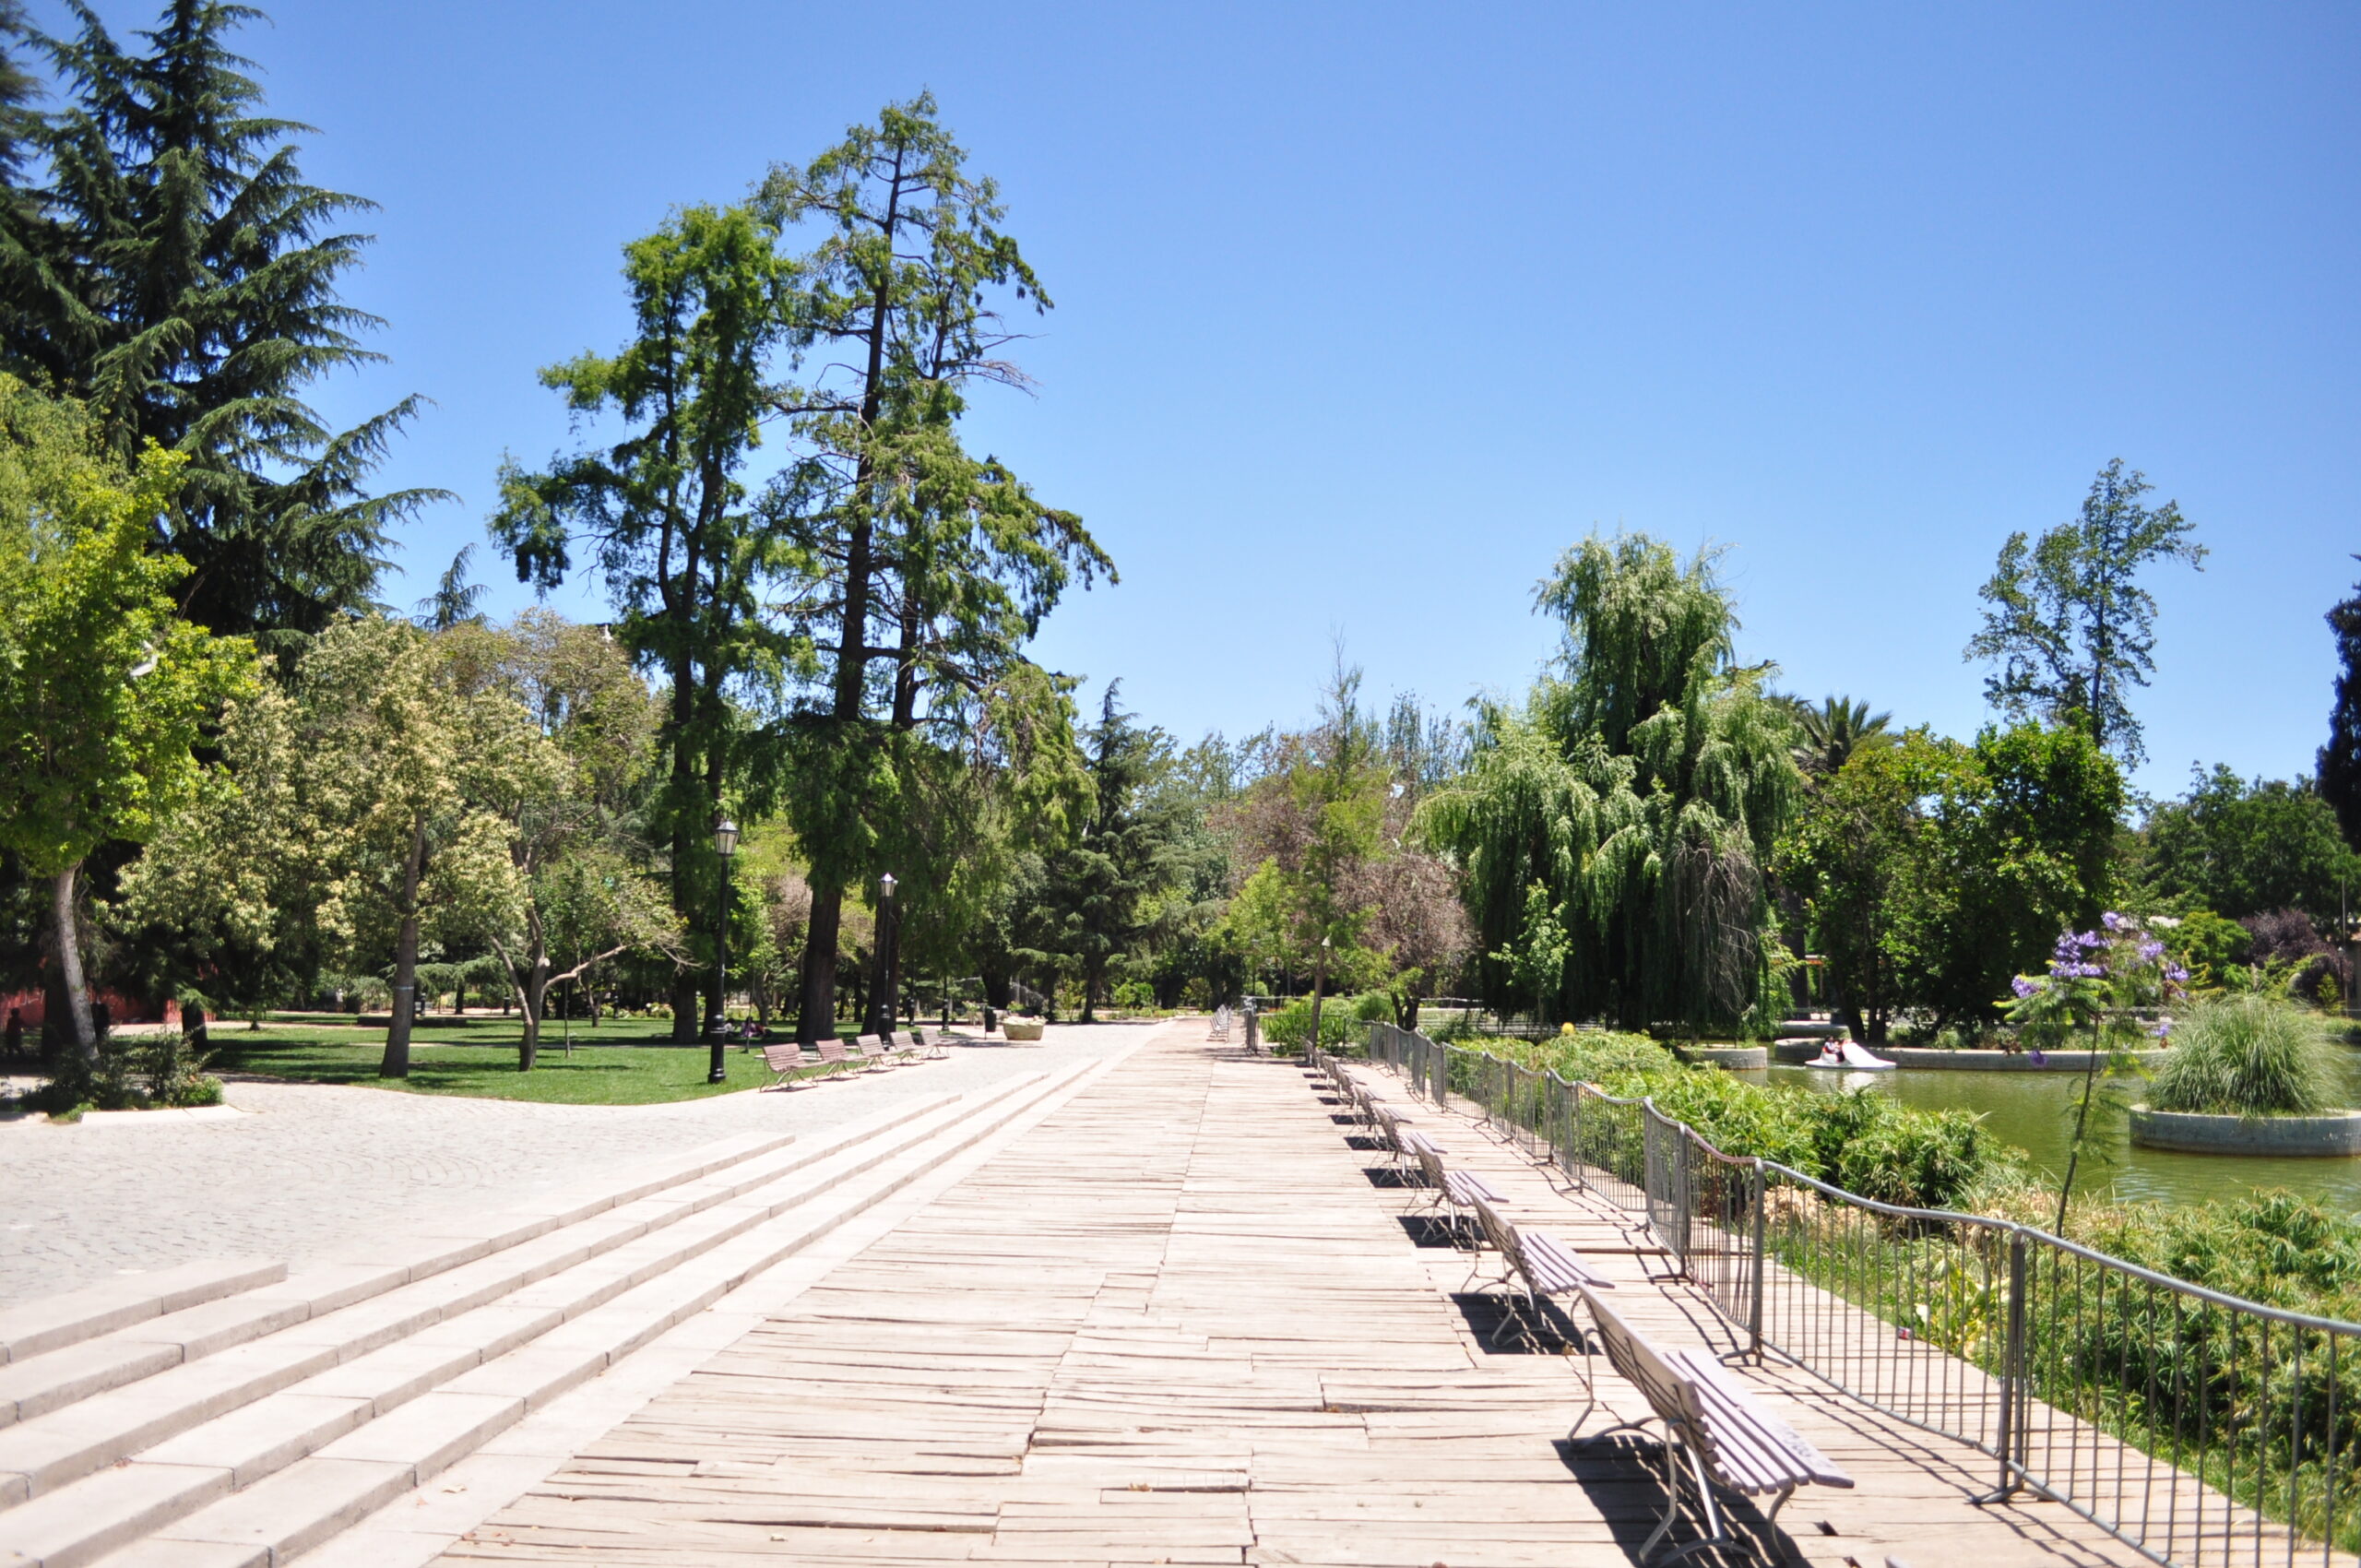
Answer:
xmin=0 ymin=1119 xmax=867 ymax=1509
xmin=0 ymin=1128 xmax=823 ymax=1443
xmin=119 ymin=1065 xmax=1086 ymax=1568
xmin=0 ymin=1262 xmax=286 ymax=1368
xmin=1 ymin=1075 xmax=1062 ymax=1568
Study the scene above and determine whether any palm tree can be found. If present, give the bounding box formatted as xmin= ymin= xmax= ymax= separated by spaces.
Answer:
xmin=1792 ymin=696 xmax=1895 ymax=780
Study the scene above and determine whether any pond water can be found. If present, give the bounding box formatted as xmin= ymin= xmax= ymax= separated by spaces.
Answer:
xmin=1744 ymin=1052 xmax=2361 ymax=1217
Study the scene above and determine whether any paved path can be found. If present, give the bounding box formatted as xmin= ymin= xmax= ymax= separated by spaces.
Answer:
xmin=430 ymin=1028 xmax=2160 ymax=1566
xmin=0 ymin=1026 xmax=1150 ymax=1305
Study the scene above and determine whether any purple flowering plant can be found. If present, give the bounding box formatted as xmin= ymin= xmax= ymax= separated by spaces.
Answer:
xmin=2004 ymin=913 xmax=2187 ymax=1234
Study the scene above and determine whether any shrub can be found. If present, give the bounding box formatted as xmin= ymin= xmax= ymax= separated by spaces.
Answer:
xmin=1448 ymin=1030 xmax=2012 ymax=1210
xmin=1258 ymin=997 xmax=1361 ymax=1050
xmin=2148 ymin=993 xmax=2334 ymax=1116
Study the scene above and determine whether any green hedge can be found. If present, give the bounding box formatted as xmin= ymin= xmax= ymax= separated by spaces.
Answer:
xmin=1449 ymin=1031 xmax=2011 ymax=1211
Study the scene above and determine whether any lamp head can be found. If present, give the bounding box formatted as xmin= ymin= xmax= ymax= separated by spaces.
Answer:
xmin=712 ymin=817 xmax=739 ymax=858
xmin=880 ymin=872 xmax=897 ymax=899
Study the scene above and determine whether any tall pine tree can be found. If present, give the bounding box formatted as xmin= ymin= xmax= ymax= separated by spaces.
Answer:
xmin=2319 ymin=562 xmax=2361 ymax=849
xmin=7 ymin=0 xmax=437 ymax=647
xmin=1021 ymin=684 xmax=1188 ymax=1020
xmin=756 ymin=95 xmax=1111 ymax=1046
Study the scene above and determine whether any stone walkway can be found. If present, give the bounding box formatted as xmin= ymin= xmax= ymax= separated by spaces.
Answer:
xmin=424 ymin=1028 xmax=2162 ymax=1567
xmin=0 ymin=1025 xmax=1150 ymax=1305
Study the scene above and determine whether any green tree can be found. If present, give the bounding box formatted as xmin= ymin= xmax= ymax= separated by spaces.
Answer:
xmin=2317 ymin=562 xmax=2361 ymax=849
xmin=493 ymin=201 xmax=801 ymax=1042
xmin=1230 ymin=661 xmax=1393 ymax=1044
xmin=1892 ymin=721 xmax=2124 ymax=1027
xmin=1966 ymin=459 xmax=2203 ymax=767
xmin=438 ymin=612 xmax=679 ymax=1069
xmin=2142 ymin=766 xmax=2361 ymax=921
xmin=1023 ymin=684 xmax=1192 ymax=1020
xmin=1788 ymin=695 xmax=1894 ymax=781
xmin=126 ymin=616 xmax=551 ymax=1075
xmin=0 ymin=380 xmax=255 ymax=1071
xmin=0 ymin=2 xmax=34 ymax=183
xmin=1423 ymin=535 xmax=1799 ymax=1033
xmin=754 ymin=95 xmax=1109 ymax=1045
xmin=1777 ymin=729 xmax=1976 ymax=1040
xmin=10 ymin=0 xmax=441 ymax=645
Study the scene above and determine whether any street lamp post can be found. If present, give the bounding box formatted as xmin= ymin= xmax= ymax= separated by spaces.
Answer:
xmin=869 ymin=873 xmax=898 ymax=1035
xmin=705 ymin=816 xmax=738 ymax=1084
xmin=1305 ymin=933 xmax=1331 ymax=1055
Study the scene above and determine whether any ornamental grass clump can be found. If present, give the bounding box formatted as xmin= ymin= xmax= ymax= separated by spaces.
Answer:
xmin=2148 ymin=992 xmax=2333 ymax=1117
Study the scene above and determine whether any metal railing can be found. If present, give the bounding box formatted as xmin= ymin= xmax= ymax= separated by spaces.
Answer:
xmin=1358 ymin=1024 xmax=2361 ymax=1567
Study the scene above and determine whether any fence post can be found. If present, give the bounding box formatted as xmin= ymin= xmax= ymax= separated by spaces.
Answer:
xmin=1572 ymin=1082 xmax=1585 ymax=1193
xmin=1748 ymin=1158 xmax=1766 ymax=1362
xmin=1979 ymin=1228 xmax=2030 ymax=1505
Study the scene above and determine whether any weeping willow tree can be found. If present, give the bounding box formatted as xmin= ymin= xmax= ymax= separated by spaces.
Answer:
xmin=1421 ymin=534 xmax=1798 ymax=1034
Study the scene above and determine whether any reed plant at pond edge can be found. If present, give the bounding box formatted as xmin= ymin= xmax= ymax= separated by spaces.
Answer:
xmin=2147 ymin=992 xmax=2336 ymax=1116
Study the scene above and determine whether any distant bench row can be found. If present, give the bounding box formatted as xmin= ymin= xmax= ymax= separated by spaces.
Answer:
xmin=1305 ymin=1042 xmax=1855 ymax=1566
xmin=757 ymin=1029 xmax=952 ymax=1088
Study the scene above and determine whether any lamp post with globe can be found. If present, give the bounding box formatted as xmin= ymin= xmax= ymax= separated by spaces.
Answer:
xmin=867 ymin=873 xmax=899 ymax=1035
xmin=705 ymin=816 xmax=738 ymax=1084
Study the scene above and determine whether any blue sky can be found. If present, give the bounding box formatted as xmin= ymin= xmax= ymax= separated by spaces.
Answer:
xmin=55 ymin=1 xmax=2361 ymax=798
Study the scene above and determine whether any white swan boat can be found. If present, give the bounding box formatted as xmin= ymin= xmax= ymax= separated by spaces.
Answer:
xmin=1804 ymin=1039 xmax=1896 ymax=1071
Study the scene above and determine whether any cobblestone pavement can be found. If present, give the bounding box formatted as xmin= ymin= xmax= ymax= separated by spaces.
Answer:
xmin=0 ymin=1023 xmax=1160 ymax=1305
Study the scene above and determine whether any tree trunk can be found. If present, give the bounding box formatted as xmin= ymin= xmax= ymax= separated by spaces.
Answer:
xmin=40 ymin=959 xmax=69 ymax=1063
xmin=669 ymin=968 xmax=699 ymax=1043
xmin=48 ymin=864 xmax=97 ymax=1076
xmin=517 ymin=954 xmax=549 ymax=1072
xmin=380 ymin=816 xmax=426 ymax=1079
xmin=1081 ymin=956 xmax=1103 ymax=1023
xmin=798 ymin=892 xmax=843 ymax=1046
xmin=1305 ymin=941 xmax=1329 ymax=1056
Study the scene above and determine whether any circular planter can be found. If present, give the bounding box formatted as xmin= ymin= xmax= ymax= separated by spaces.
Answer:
xmin=1673 ymin=1043 xmax=1769 ymax=1070
xmin=2129 ymin=1107 xmax=2361 ymax=1157
xmin=1002 ymin=1019 xmax=1045 ymax=1042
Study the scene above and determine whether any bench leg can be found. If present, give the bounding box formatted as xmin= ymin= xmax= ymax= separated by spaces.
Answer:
xmin=1640 ymin=1433 xmax=1737 ymax=1565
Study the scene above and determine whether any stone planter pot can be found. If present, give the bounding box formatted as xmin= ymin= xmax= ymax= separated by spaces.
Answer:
xmin=1672 ymin=1043 xmax=1769 ymax=1070
xmin=1002 ymin=1019 xmax=1045 ymax=1042
xmin=2129 ymin=1107 xmax=2361 ymax=1157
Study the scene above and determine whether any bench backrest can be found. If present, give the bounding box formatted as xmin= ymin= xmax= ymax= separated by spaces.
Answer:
xmin=762 ymin=1042 xmax=801 ymax=1073
xmin=1579 ymin=1285 xmax=1720 ymax=1459
xmin=1470 ymin=1192 xmax=1522 ymax=1261
xmin=816 ymin=1038 xmax=848 ymax=1063
xmin=1402 ymin=1129 xmax=1451 ymax=1194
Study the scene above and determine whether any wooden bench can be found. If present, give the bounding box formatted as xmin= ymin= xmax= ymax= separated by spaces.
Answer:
xmin=1467 ymin=1191 xmax=1614 ymax=1349
xmin=1399 ymin=1130 xmax=1501 ymax=1242
xmin=758 ymin=1041 xmax=810 ymax=1090
xmin=1574 ymin=1284 xmax=1853 ymax=1562
xmin=813 ymin=1037 xmax=851 ymax=1075
xmin=1367 ymin=1100 xmax=1421 ymax=1168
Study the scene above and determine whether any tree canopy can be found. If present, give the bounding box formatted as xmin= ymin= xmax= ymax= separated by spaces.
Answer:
xmin=1966 ymin=459 xmax=2202 ymax=768
xmin=0 ymin=377 xmax=255 ymax=1062
xmin=1423 ymin=534 xmax=1797 ymax=1033
xmin=5 ymin=0 xmax=439 ymax=646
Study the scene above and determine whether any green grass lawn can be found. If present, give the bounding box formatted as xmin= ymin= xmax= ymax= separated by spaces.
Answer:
xmin=203 ymin=1017 xmax=825 ymax=1105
